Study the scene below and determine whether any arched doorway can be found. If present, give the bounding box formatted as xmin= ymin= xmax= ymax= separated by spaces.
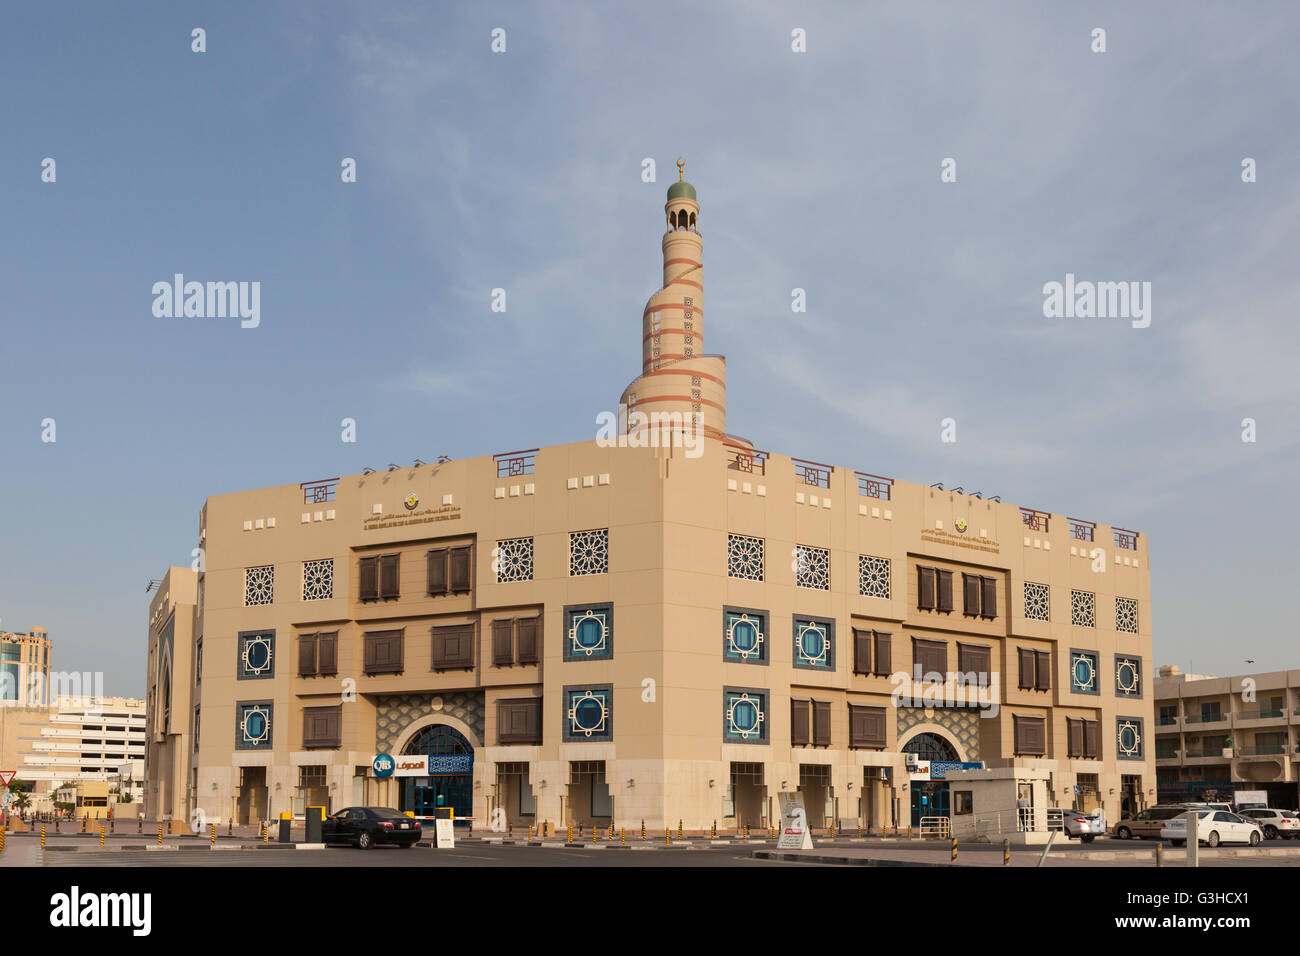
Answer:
xmin=903 ymin=731 xmax=960 ymax=826
xmin=399 ymin=724 xmax=474 ymax=821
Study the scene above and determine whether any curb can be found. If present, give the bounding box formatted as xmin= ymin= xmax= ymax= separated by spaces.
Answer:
xmin=752 ymin=850 xmax=948 ymax=867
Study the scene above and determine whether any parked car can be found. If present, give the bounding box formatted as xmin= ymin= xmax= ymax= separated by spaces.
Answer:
xmin=1240 ymin=808 xmax=1300 ymax=840
xmin=1060 ymin=809 xmax=1106 ymax=843
xmin=1114 ymin=805 xmax=1187 ymax=840
xmin=322 ymin=806 xmax=421 ymax=849
xmin=1161 ymin=809 xmax=1262 ymax=847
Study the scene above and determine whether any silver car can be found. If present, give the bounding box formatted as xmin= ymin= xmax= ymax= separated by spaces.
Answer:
xmin=1060 ymin=809 xmax=1105 ymax=843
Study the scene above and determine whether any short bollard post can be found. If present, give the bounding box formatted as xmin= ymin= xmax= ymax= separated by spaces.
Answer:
xmin=0 ymin=828 xmax=6 ymax=854
xmin=608 ymin=825 xmax=613 ymax=840
xmin=678 ymin=819 xmax=683 ymax=840
xmin=711 ymin=821 xmax=716 ymax=841
xmin=591 ymin=824 xmax=598 ymax=844
xmin=138 ymin=817 xmax=142 ymax=834
xmin=908 ymin=824 xmax=913 ymax=839
xmin=744 ymin=824 xmax=750 ymax=840
xmin=951 ymin=837 xmax=958 ymax=863
xmin=1155 ymin=844 xmax=1163 ymax=868
xmin=110 ymin=818 xmax=115 ymax=834
xmin=157 ymin=824 xmax=163 ymax=846
xmin=621 ymin=827 xmax=626 ymax=846
xmin=41 ymin=824 xmax=47 ymax=847
xmin=665 ymin=827 xmax=670 ymax=847
xmin=641 ymin=820 xmax=646 ymax=841
xmin=527 ymin=824 xmax=533 ymax=842
xmin=81 ymin=817 xmax=87 ymax=834
xmin=210 ymin=823 xmax=216 ymax=846
xmin=567 ymin=824 xmax=573 ymax=844
xmin=857 ymin=822 xmax=862 ymax=838
xmin=99 ymin=825 xmax=105 ymax=847
xmin=262 ymin=823 xmax=268 ymax=844
xmin=1003 ymin=839 xmax=1010 ymax=866
xmin=228 ymin=818 xmax=232 ymax=836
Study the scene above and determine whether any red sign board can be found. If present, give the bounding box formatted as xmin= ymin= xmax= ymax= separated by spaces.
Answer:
xmin=0 ymin=771 xmax=15 ymax=788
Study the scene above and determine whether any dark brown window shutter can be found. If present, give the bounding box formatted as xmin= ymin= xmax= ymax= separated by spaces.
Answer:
xmin=449 ymin=545 xmax=471 ymax=592
xmin=963 ymin=574 xmax=980 ymax=616
xmin=363 ymin=629 xmax=403 ymax=675
xmin=1018 ymin=648 xmax=1034 ymax=689
xmin=791 ymin=699 xmax=811 ymax=746
xmin=959 ymin=643 xmax=990 ymax=676
xmin=379 ymin=553 xmax=400 ymax=598
xmin=980 ymin=576 xmax=997 ymax=619
xmin=1014 ymin=715 xmax=1046 ymax=755
xmin=492 ymin=619 xmax=514 ymax=666
xmin=359 ymin=556 xmax=378 ymax=601
xmin=427 ymin=548 xmax=449 ymax=595
xmin=298 ymin=633 xmax=317 ymax=677
xmin=1035 ymin=650 xmax=1051 ymax=691
xmin=1068 ymin=718 xmax=1083 ymax=757
xmin=317 ymin=632 xmax=337 ymax=676
xmin=812 ymin=700 xmax=831 ymax=747
xmin=516 ymin=617 xmax=540 ymax=664
xmin=874 ymin=631 xmax=892 ymax=676
xmin=936 ymin=570 xmax=954 ymax=613
xmin=1084 ymin=720 xmax=1099 ymax=759
xmin=303 ymin=705 xmax=341 ymax=749
xmin=853 ymin=628 xmax=872 ymax=676
xmin=914 ymin=638 xmax=946 ymax=676
xmin=849 ymin=705 xmax=887 ymax=749
xmin=498 ymin=698 xmax=542 ymax=745
xmin=918 ymin=567 xmax=936 ymax=610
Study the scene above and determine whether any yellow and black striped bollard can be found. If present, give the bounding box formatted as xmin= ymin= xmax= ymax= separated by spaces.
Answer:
xmin=1003 ymin=838 xmax=1010 ymax=866
xmin=567 ymin=824 xmax=573 ymax=844
xmin=209 ymin=823 xmax=216 ymax=846
xmin=157 ymin=824 xmax=163 ymax=846
xmin=641 ymin=820 xmax=646 ymax=841
xmin=620 ymin=826 xmax=625 ymax=846
xmin=951 ymin=837 xmax=958 ymax=863
xmin=99 ymin=825 xmax=105 ymax=847
xmin=665 ymin=827 xmax=670 ymax=847
xmin=41 ymin=824 xmax=47 ymax=847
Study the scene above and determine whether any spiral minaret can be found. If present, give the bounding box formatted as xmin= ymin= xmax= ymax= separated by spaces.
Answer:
xmin=619 ymin=164 xmax=731 ymax=445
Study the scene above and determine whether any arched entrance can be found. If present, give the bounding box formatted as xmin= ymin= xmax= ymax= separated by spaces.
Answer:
xmin=399 ymin=724 xmax=474 ymax=821
xmin=903 ymin=731 xmax=960 ymax=827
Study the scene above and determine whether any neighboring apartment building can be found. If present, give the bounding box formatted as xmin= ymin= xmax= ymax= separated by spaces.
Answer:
xmin=1154 ymin=664 xmax=1300 ymax=809
xmin=0 ymin=695 xmax=146 ymax=805
xmin=0 ymin=626 xmax=51 ymax=706
xmin=146 ymin=175 xmax=1155 ymax=831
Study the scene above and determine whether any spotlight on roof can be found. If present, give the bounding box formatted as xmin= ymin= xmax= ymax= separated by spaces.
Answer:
xmin=387 ymin=463 xmax=399 ymax=472
xmin=951 ymin=487 xmax=964 ymax=494
xmin=930 ymin=482 xmax=944 ymax=489
xmin=145 ymin=579 xmax=162 ymax=593
xmin=972 ymin=491 xmax=982 ymax=498
xmin=362 ymin=467 xmax=375 ymax=475
xmin=989 ymin=495 xmax=1001 ymax=502
xmin=414 ymin=459 xmax=427 ymax=467
xmin=437 ymin=455 xmax=451 ymax=463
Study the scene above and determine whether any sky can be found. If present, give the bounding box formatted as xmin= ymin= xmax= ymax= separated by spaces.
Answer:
xmin=1 ymin=1 xmax=1297 ymax=696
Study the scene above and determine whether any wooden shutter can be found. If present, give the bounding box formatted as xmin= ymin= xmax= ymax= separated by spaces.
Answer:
xmin=359 ymin=556 xmax=379 ymax=601
xmin=963 ymin=573 xmax=980 ymax=616
xmin=1018 ymin=648 xmax=1034 ymax=689
xmin=914 ymin=638 xmax=946 ymax=676
xmin=1035 ymin=650 xmax=1051 ymax=691
xmin=1068 ymin=718 xmax=1084 ymax=757
xmin=432 ymin=624 xmax=473 ymax=670
xmin=379 ymin=553 xmax=400 ymax=599
xmin=449 ymin=546 xmax=471 ymax=592
xmin=364 ymin=629 xmax=403 ymax=674
xmin=498 ymin=698 xmax=542 ymax=745
xmin=298 ymin=633 xmax=317 ymax=677
xmin=812 ymin=700 xmax=832 ymax=747
xmin=959 ymin=643 xmax=990 ymax=676
xmin=317 ymin=632 xmax=337 ymax=676
xmin=1084 ymin=720 xmax=1099 ymax=759
xmin=873 ymin=631 xmax=892 ymax=676
xmin=303 ymin=705 xmax=341 ymax=749
xmin=516 ymin=617 xmax=540 ymax=664
xmin=1014 ymin=715 xmax=1046 ymax=755
xmin=980 ymin=576 xmax=997 ymax=619
xmin=853 ymin=628 xmax=872 ymax=676
xmin=936 ymin=570 xmax=954 ymax=613
xmin=427 ymin=548 xmax=449 ymax=595
xmin=918 ymin=567 xmax=936 ymax=610
xmin=849 ymin=705 xmax=887 ymax=749
xmin=791 ymin=699 xmax=811 ymax=746
xmin=492 ymin=619 xmax=514 ymax=666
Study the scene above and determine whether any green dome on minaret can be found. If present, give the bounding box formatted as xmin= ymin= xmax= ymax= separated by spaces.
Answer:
xmin=667 ymin=180 xmax=696 ymax=201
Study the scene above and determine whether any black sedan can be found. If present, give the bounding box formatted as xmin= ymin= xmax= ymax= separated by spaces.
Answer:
xmin=322 ymin=807 xmax=422 ymax=849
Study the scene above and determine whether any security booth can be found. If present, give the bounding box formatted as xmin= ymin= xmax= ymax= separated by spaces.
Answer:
xmin=946 ymin=767 xmax=1053 ymax=845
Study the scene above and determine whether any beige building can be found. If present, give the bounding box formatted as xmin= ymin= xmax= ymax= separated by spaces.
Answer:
xmin=0 ymin=696 xmax=145 ymax=800
xmin=1154 ymin=664 xmax=1300 ymax=808
xmin=0 ymin=626 xmax=51 ymax=706
xmin=147 ymin=174 xmax=1155 ymax=832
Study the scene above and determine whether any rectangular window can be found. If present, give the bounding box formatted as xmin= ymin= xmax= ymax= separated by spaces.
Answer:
xmin=303 ymin=705 xmax=342 ymax=749
xmin=497 ymin=698 xmax=542 ymax=745
xmin=431 ymin=624 xmax=474 ymax=671
xmin=957 ymin=642 xmax=991 ymax=676
xmin=298 ymin=633 xmax=317 ymax=677
xmin=858 ymin=555 xmax=890 ymax=599
xmin=379 ymin=554 xmax=400 ymax=599
xmin=936 ymin=570 xmax=953 ymax=613
xmin=963 ymin=574 xmax=981 ymax=616
xmin=954 ymin=791 xmax=973 ymax=815
xmin=318 ymin=632 xmax=337 ymax=676
xmin=913 ymin=638 xmax=947 ymax=677
xmin=1019 ymin=648 xmax=1051 ymax=690
xmin=1067 ymin=718 xmax=1099 ymax=758
xmin=1013 ymin=715 xmax=1046 ymax=756
xmin=1035 ymin=650 xmax=1051 ymax=691
xmin=359 ymin=556 xmax=379 ymax=601
xmin=981 ymin=577 xmax=997 ymax=620
xmin=491 ymin=617 xmax=541 ymax=667
xmin=1023 ymin=581 xmax=1050 ymax=622
xmin=492 ymin=619 xmax=514 ymax=666
xmin=873 ymin=631 xmax=892 ymax=677
xmin=517 ymin=617 xmax=540 ymax=664
xmin=852 ymin=628 xmax=872 ymax=676
xmin=426 ymin=545 xmax=472 ymax=595
xmin=791 ymin=698 xmax=811 ymax=746
xmin=362 ymin=629 xmax=403 ymax=675
xmin=918 ymin=567 xmax=936 ymax=610
xmin=727 ymin=534 xmax=765 ymax=582
xmin=427 ymin=548 xmax=448 ymax=595
xmin=812 ymin=700 xmax=831 ymax=747
xmin=723 ymin=607 xmax=768 ymax=664
xmin=848 ymin=704 xmax=887 ymax=749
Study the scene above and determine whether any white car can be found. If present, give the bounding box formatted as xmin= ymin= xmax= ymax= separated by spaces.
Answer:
xmin=1060 ymin=810 xmax=1106 ymax=843
xmin=1241 ymin=808 xmax=1300 ymax=840
xmin=1160 ymin=809 xmax=1263 ymax=847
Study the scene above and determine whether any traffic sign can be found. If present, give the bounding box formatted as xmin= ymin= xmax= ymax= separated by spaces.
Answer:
xmin=0 ymin=792 xmax=11 ymax=808
xmin=0 ymin=771 xmax=15 ymax=788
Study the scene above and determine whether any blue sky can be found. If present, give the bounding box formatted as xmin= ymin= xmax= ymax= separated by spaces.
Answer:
xmin=2 ymin=2 xmax=1297 ymax=695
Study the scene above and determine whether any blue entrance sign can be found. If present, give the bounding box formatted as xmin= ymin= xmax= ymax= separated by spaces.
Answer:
xmin=927 ymin=761 xmax=984 ymax=780
xmin=428 ymin=754 xmax=473 ymax=775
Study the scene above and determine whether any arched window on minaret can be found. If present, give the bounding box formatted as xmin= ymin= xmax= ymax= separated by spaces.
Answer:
xmin=689 ymin=212 xmax=697 ymax=231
